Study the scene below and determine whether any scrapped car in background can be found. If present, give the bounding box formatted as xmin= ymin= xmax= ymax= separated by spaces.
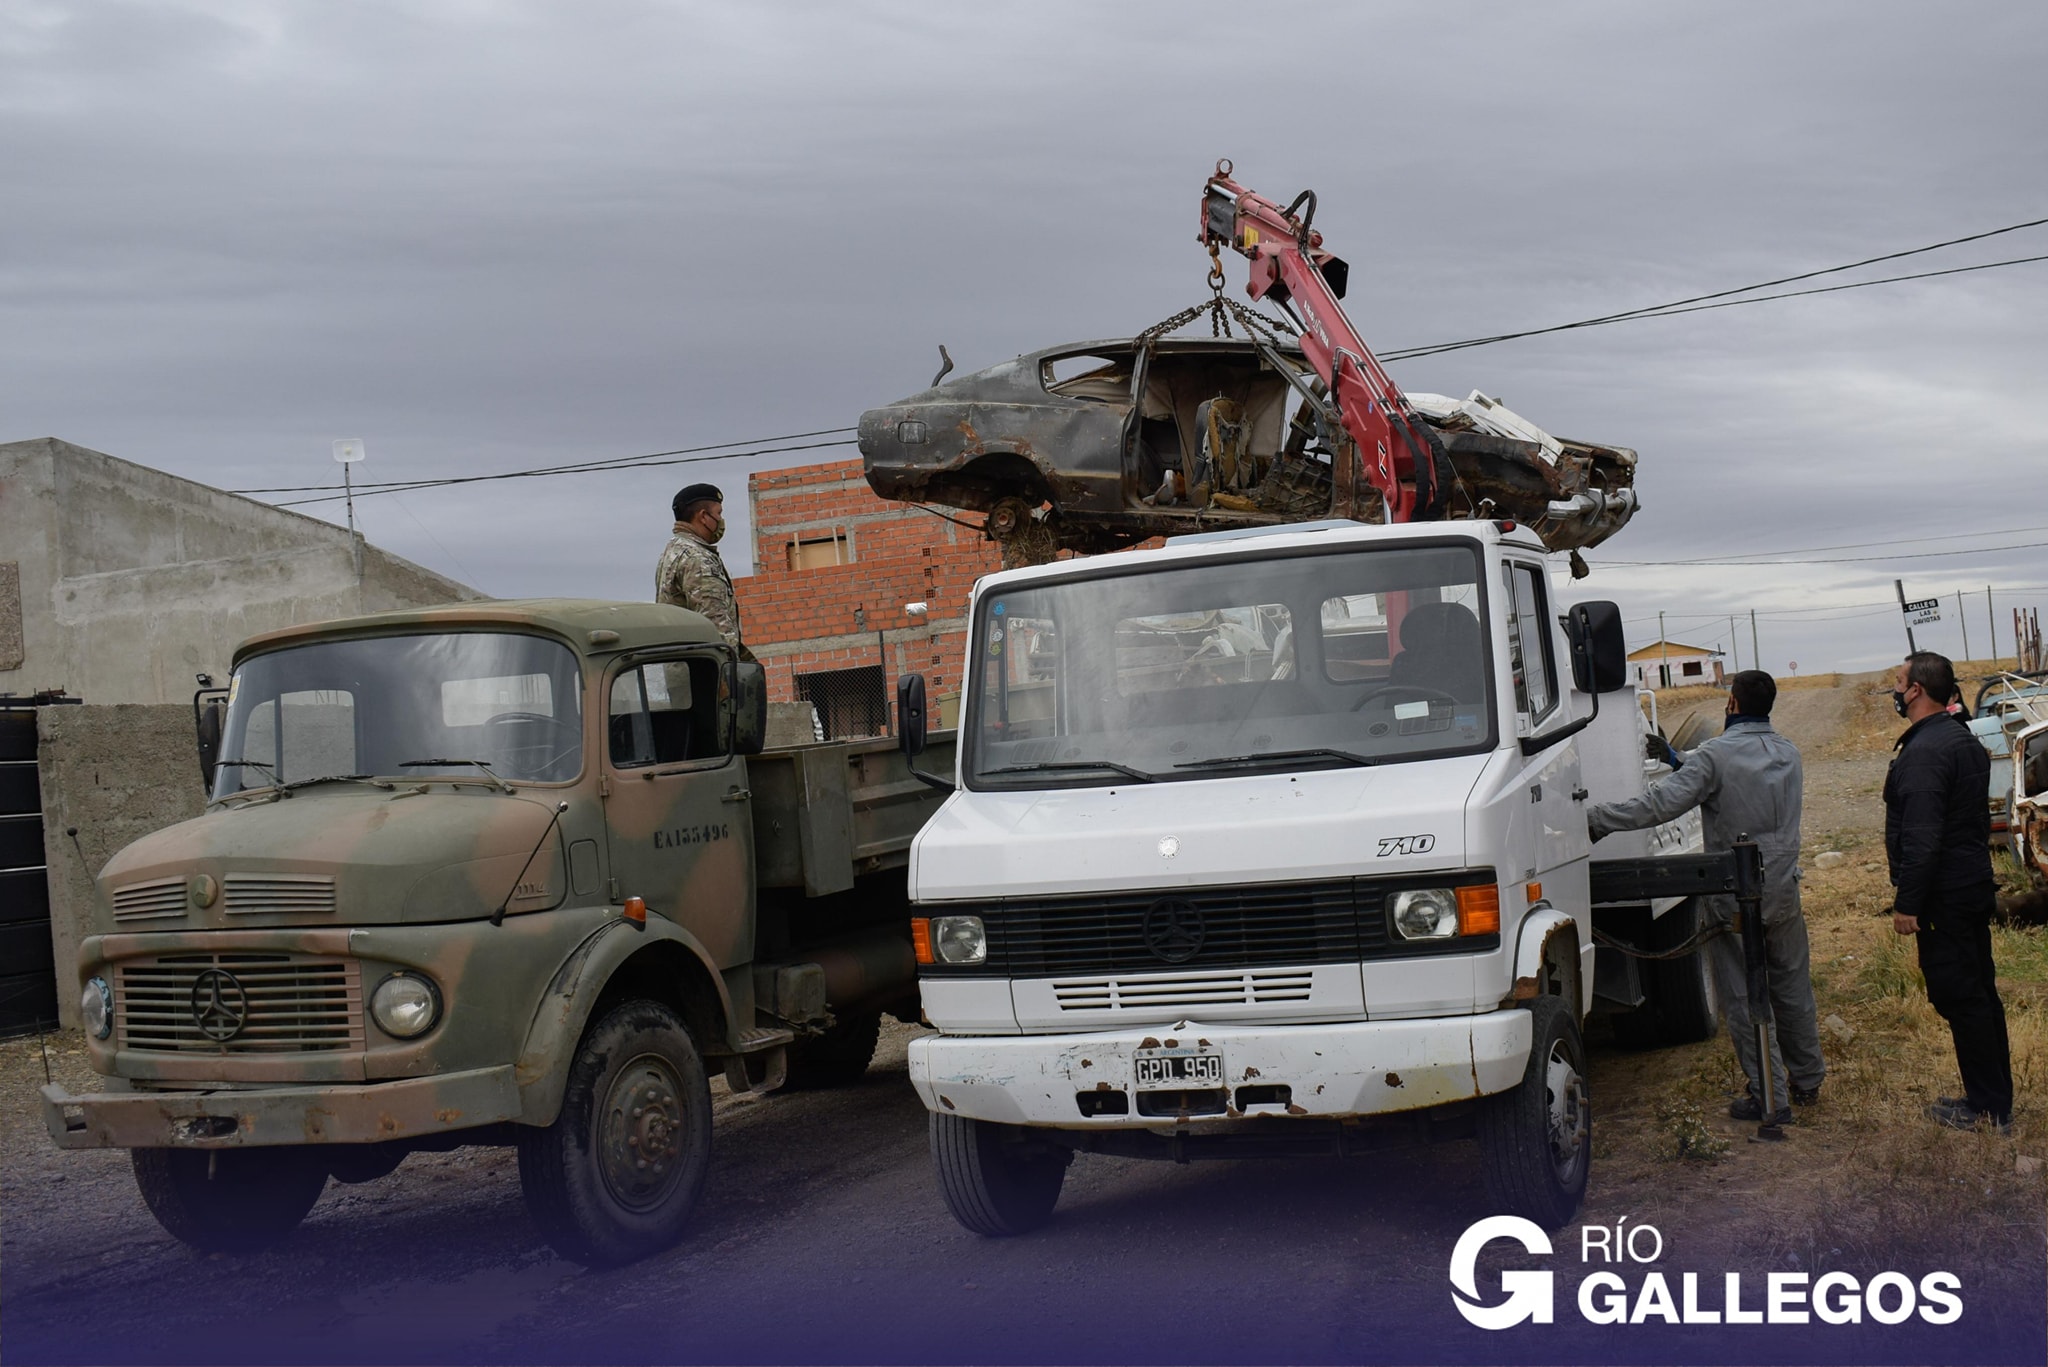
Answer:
xmin=1969 ymin=670 xmax=2048 ymax=843
xmin=859 ymin=336 xmax=1639 ymax=566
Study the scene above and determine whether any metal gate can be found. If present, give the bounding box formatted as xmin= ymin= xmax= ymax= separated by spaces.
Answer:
xmin=0 ymin=708 xmax=58 ymax=1037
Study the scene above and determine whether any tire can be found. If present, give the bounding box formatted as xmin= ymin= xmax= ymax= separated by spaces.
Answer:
xmin=517 ymin=1000 xmax=712 ymax=1267
xmin=784 ymin=1010 xmax=882 ymax=1090
xmin=325 ymin=1142 xmax=409 ymax=1185
xmin=132 ymin=1146 xmax=328 ymax=1254
xmin=930 ymin=1111 xmax=1069 ymax=1236
xmin=1611 ymin=898 xmax=1720 ymax=1049
xmin=1478 ymin=994 xmax=1591 ymax=1230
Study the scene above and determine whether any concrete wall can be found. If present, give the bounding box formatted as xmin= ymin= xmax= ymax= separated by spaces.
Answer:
xmin=36 ymin=704 xmax=207 ymax=1027
xmin=0 ymin=437 xmax=481 ymax=704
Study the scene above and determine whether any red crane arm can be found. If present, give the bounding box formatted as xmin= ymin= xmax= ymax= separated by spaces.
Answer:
xmin=1199 ymin=163 xmax=1446 ymax=523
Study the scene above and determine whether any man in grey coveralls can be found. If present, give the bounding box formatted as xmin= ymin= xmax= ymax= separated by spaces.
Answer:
xmin=1586 ymin=670 xmax=1825 ymax=1124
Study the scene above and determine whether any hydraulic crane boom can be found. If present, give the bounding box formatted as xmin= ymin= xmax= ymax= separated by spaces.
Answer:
xmin=1200 ymin=160 xmax=1452 ymax=524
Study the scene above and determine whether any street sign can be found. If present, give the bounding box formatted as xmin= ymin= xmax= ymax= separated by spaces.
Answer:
xmin=1902 ymin=597 xmax=1941 ymax=627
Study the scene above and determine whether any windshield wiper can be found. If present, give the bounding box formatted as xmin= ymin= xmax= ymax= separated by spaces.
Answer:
xmin=399 ymin=758 xmax=515 ymax=793
xmin=984 ymin=760 xmax=1158 ymax=783
xmin=1175 ymin=747 xmax=1377 ymax=771
xmin=276 ymin=773 xmax=395 ymax=795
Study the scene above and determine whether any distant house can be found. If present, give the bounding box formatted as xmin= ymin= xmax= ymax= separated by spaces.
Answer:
xmin=1627 ymin=639 xmax=1725 ymax=690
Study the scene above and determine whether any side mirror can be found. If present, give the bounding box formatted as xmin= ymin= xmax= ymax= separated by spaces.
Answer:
xmin=1567 ymin=600 xmax=1628 ymax=695
xmin=896 ymin=672 xmax=929 ymax=759
xmin=192 ymin=688 xmax=228 ymax=789
xmin=728 ymin=661 xmax=768 ymax=756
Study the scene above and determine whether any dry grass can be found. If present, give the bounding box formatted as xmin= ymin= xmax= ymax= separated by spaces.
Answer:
xmin=1588 ymin=671 xmax=2047 ymax=1292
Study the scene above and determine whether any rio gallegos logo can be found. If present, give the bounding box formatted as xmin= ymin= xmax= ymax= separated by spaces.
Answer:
xmin=1450 ymin=1217 xmax=1964 ymax=1330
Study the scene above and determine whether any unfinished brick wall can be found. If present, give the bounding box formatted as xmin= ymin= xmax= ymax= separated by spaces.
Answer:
xmin=733 ymin=459 xmax=1001 ymax=725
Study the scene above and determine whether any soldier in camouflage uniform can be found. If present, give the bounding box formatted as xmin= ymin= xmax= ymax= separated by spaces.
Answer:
xmin=657 ymin=482 xmax=756 ymax=663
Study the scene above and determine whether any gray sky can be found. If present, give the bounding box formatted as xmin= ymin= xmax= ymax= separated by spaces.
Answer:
xmin=7 ymin=0 xmax=2046 ymax=674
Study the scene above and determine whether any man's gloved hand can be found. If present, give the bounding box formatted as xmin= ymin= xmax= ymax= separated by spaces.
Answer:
xmin=1587 ymin=808 xmax=1615 ymax=843
xmin=1644 ymin=732 xmax=1682 ymax=769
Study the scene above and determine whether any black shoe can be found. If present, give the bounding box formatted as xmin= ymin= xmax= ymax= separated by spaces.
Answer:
xmin=1729 ymin=1095 xmax=1793 ymax=1125
xmin=1791 ymin=1084 xmax=1821 ymax=1106
xmin=1925 ymin=1101 xmax=2012 ymax=1135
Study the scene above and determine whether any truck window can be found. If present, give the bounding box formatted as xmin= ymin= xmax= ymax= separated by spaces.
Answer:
xmin=1117 ymin=604 xmax=1292 ymax=693
xmin=967 ymin=543 xmax=1493 ymax=787
xmin=1504 ymin=563 xmax=1558 ymax=721
xmin=609 ymin=659 xmax=723 ymax=767
xmin=240 ymin=690 xmax=357 ymax=780
xmin=213 ymin=632 xmax=583 ymax=794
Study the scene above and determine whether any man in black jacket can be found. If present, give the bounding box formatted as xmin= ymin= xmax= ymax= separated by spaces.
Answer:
xmin=1886 ymin=651 xmax=2012 ymax=1132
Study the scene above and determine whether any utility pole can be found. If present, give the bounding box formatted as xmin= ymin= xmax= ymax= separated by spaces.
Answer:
xmin=1729 ymin=615 xmax=1739 ymax=673
xmin=1987 ymin=587 xmax=1997 ymax=669
xmin=1749 ymin=609 xmax=1759 ymax=674
xmin=333 ymin=439 xmax=366 ymax=610
xmin=1958 ymin=591 xmax=1970 ymax=662
xmin=1895 ymin=579 xmax=1917 ymax=654
xmin=1658 ymin=611 xmax=1669 ymax=690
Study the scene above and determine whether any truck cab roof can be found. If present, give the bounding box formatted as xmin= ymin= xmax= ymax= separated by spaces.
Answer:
xmin=232 ymin=598 xmax=723 ymax=667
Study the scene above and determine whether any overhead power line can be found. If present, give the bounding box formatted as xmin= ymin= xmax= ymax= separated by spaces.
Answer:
xmin=247 ymin=432 xmax=859 ymax=509
xmin=1381 ymin=215 xmax=2048 ymax=361
xmin=1594 ymin=538 xmax=2048 ymax=568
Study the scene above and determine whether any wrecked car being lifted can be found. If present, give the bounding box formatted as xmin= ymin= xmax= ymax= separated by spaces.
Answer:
xmin=859 ymin=334 xmax=1639 ymax=565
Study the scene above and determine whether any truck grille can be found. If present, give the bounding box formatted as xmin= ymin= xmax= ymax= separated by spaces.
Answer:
xmin=223 ymin=874 xmax=337 ymax=915
xmin=975 ymin=878 xmax=1384 ymax=977
xmin=1052 ymin=968 xmax=1315 ymax=1012
xmin=115 ymin=953 xmax=364 ymax=1053
xmin=112 ymin=877 xmax=187 ymax=921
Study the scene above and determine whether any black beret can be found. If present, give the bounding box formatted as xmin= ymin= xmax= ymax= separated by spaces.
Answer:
xmin=672 ymin=483 xmax=724 ymax=520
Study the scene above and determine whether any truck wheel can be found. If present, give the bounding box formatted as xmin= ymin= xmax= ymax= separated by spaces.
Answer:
xmin=1477 ymin=995 xmax=1590 ymax=1229
xmin=930 ymin=1111 xmax=1069 ymax=1236
xmin=784 ymin=1010 xmax=882 ymax=1089
xmin=325 ymin=1142 xmax=409 ymax=1185
xmin=132 ymin=1147 xmax=328 ymax=1254
xmin=517 ymin=1000 xmax=712 ymax=1267
xmin=1612 ymin=898 xmax=1719 ymax=1049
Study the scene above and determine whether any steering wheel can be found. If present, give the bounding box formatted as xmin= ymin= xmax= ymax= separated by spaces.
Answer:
xmin=1350 ymin=683 xmax=1460 ymax=713
xmin=484 ymin=712 xmax=582 ymax=779
xmin=485 ymin=711 xmax=575 ymax=738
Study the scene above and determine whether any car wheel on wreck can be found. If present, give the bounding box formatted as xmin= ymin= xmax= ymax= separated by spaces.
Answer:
xmin=131 ymin=1145 xmax=330 ymax=1254
xmin=517 ymin=999 xmax=712 ymax=1267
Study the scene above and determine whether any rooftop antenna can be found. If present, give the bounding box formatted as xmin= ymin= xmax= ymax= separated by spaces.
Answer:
xmin=333 ymin=438 xmax=366 ymax=607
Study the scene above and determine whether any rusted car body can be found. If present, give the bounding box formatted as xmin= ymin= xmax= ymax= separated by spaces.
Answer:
xmin=2012 ymin=718 xmax=2048 ymax=888
xmin=1970 ymin=671 xmax=2048 ymax=841
xmin=41 ymin=599 xmax=950 ymax=1265
xmin=859 ymin=336 xmax=1639 ymax=562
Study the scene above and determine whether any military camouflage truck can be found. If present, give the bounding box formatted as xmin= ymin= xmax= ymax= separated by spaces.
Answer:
xmin=40 ymin=600 xmax=950 ymax=1266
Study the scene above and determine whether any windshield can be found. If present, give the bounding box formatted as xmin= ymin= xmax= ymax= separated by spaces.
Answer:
xmin=966 ymin=542 xmax=1495 ymax=787
xmin=213 ymin=632 xmax=584 ymax=797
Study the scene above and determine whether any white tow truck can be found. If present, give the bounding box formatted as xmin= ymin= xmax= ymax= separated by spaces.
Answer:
xmin=891 ymin=517 xmax=1714 ymax=1233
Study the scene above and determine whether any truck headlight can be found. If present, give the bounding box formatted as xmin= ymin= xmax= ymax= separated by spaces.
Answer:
xmin=370 ymin=973 xmax=441 ymax=1038
xmin=931 ymin=916 xmax=987 ymax=965
xmin=82 ymin=976 xmax=113 ymax=1039
xmin=1391 ymin=889 xmax=1458 ymax=941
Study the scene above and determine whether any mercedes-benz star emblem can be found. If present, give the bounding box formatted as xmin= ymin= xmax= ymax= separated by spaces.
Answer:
xmin=1142 ymin=898 xmax=1205 ymax=964
xmin=190 ymin=968 xmax=248 ymax=1042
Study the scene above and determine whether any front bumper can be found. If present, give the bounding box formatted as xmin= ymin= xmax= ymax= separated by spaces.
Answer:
xmin=906 ymin=1011 xmax=1531 ymax=1129
xmin=40 ymin=1065 xmax=521 ymax=1150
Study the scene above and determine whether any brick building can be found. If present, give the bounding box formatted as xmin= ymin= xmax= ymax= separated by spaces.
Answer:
xmin=733 ymin=458 xmax=1002 ymax=737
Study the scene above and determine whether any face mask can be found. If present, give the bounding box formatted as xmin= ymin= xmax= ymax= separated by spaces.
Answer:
xmin=706 ymin=517 xmax=726 ymax=545
xmin=1892 ymin=689 xmax=1910 ymax=718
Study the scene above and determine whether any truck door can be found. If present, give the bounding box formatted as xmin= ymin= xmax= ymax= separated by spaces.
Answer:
xmin=1503 ymin=561 xmax=1590 ymax=890
xmin=600 ymin=653 xmax=757 ymax=969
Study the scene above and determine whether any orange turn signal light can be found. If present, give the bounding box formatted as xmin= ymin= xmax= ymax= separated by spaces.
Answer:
xmin=1525 ymin=881 xmax=1543 ymax=905
xmin=910 ymin=918 xmax=934 ymax=965
xmin=1457 ymin=885 xmax=1501 ymax=936
xmin=622 ymin=896 xmax=647 ymax=928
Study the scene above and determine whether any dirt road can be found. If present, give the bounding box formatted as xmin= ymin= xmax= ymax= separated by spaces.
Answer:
xmin=4 ymin=672 xmax=2039 ymax=1365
